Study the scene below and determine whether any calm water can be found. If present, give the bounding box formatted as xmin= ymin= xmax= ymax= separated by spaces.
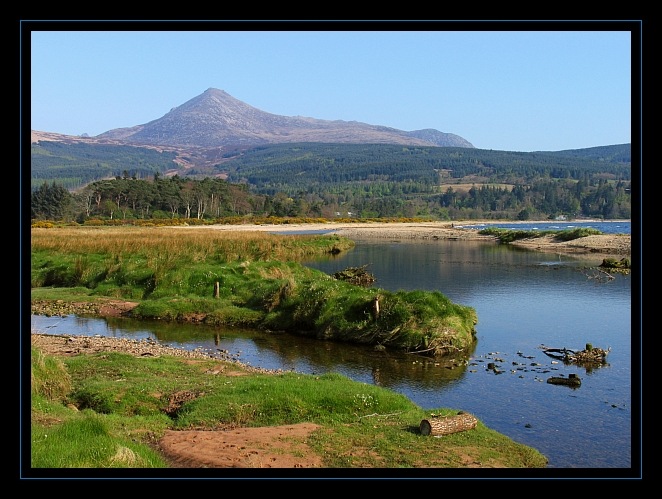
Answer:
xmin=453 ymin=220 xmax=631 ymax=235
xmin=30 ymin=222 xmax=637 ymax=471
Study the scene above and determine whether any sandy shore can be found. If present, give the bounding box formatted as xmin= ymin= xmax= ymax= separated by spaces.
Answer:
xmin=173 ymin=221 xmax=631 ymax=258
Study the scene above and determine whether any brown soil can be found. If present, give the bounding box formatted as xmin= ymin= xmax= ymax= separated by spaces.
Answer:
xmin=157 ymin=424 xmax=324 ymax=468
xmin=334 ymin=224 xmax=631 ymax=259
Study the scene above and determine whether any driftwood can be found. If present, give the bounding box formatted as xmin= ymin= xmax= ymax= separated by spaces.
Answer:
xmin=331 ymin=265 xmax=376 ymax=286
xmin=420 ymin=412 xmax=478 ymax=436
xmin=547 ymin=373 xmax=581 ymax=387
xmin=599 ymin=257 xmax=630 ymax=270
xmin=542 ymin=344 xmax=610 ymax=365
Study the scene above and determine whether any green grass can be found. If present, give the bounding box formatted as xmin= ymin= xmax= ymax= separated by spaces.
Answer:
xmin=29 ymin=345 xmax=549 ymax=469
xmin=31 ymin=413 xmax=167 ymax=468
xmin=478 ymin=227 xmax=602 ymax=243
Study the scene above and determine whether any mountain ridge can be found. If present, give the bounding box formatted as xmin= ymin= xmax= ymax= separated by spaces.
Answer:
xmin=93 ymin=88 xmax=475 ymax=149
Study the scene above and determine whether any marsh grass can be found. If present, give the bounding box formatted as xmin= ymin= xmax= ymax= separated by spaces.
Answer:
xmin=31 ymin=347 xmax=71 ymax=401
xmin=31 ymin=226 xmax=478 ymax=354
xmin=31 ymin=226 xmax=352 ymax=263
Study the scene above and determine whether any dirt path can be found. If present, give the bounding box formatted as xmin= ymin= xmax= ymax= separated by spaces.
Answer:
xmin=157 ymin=424 xmax=324 ymax=468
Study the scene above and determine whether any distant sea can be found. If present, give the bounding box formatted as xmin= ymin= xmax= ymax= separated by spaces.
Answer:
xmin=455 ymin=220 xmax=631 ymax=235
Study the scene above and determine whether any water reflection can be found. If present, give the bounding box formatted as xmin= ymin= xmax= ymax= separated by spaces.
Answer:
xmin=305 ymin=238 xmax=615 ymax=303
xmin=35 ymin=314 xmax=475 ymax=391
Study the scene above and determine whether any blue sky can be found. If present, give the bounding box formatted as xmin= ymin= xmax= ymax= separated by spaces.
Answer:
xmin=26 ymin=22 xmax=636 ymax=152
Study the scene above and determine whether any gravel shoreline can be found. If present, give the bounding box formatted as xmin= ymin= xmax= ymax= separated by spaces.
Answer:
xmin=30 ymin=332 xmax=282 ymax=373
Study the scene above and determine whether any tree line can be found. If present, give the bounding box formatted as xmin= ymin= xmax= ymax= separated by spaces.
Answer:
xmin=31 ymin=170 xmax=631 ymax=223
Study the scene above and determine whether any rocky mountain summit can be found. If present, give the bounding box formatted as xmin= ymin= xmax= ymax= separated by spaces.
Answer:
xmin=96 ymin=88 xmax=474 ymax=149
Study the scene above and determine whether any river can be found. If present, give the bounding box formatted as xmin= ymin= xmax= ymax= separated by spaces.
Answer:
xmin=29 ymin=221 xmax=638 ymax=472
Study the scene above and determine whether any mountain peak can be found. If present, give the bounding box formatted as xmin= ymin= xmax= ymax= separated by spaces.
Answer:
xmin=97 ymin=89 xmax=474 ymax=149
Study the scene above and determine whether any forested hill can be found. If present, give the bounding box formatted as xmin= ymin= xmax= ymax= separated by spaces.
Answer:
xmin=532 ymin=144 xmax=631 ymax=163
xmin=30 ymin=140 xmax=631 ymax=193
xmin=220 ymin=143 xmax=631 ymax=192
xmin=30 ymin=140 xmax=180 ymax=190
xmin=31 ymin=141 xmax=632 ymax=222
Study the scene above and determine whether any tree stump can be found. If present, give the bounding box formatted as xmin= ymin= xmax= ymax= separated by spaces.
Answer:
xmin=372 ymin=295 xmax=380 ymax=321
xmin=419 ymin=412 xmax=478 ymax=436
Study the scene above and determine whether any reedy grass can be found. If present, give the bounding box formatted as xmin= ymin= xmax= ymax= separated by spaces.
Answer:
xmin=31 ymin=226 xmax=353 ymax=263
xmin=31 ymin=347 xmax=71 ymax=401
xmin=31 ymin=226 xmax=478 ymax=354
xmin=30 ymin=347 xmax=170 ymax=468
xmin=30 ymin=344 xmax=548 ymax=469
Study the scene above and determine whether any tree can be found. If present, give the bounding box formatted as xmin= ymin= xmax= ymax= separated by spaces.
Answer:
xmin=517 ymin=208 xmax=531 ymax=220
xmin=31 ymin=182 xmax=73 ymax=220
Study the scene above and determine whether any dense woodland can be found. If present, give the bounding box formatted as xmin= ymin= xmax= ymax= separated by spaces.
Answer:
xmin=30 ymin=142 xmax=632 ymax=222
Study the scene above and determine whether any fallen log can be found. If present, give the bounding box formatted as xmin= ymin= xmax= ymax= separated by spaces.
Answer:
xmin=420 ymin=412 xmax=478 ymax=436
xmin=547 ymin=374 xmax=581 ymax=387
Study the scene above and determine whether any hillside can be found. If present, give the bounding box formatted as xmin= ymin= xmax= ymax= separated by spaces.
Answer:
xmin=30 ymin=133 xmax=631 ymax=195
xmin=220 ymin=143 xmax=631 ymax=191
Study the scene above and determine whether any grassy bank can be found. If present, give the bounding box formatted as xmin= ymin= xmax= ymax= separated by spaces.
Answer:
xmin=29 ymin=341 xmax=548 ymax=469
xmin=31 ymin=226 xmax=478 ymax=355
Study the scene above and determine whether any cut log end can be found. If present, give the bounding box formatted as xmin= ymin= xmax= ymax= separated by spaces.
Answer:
xmin=420 ymin=413 xmax=478 ymax=436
